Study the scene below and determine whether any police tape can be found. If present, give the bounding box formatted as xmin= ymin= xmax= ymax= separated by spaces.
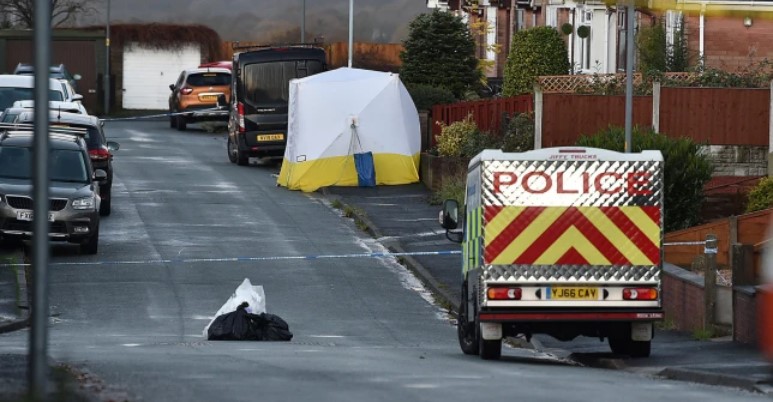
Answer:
xmin=663 ymin=241 xmax=708 ymax=246
xmin=0 ymin=249 xmax=462 ymax=268
xmin=102 ymin=107 xmax=227 ymax=122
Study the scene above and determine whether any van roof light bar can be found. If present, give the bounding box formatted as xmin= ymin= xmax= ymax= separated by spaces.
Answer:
xmin=231 ymin=40 xmax=324 ymax=51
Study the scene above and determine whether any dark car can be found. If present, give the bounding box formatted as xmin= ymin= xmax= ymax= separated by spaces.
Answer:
xmin=14 ymin=111 xmax=119 ymax=216
xmin=14 ymin=63 xmax=81 ymax=92
xmin=168 ymin=67 xmax=231 ymax=131
xmin=0 ymin=127 xmax=105 ymax=254
xmin=226 ymin=45 xmax=326 ymax=165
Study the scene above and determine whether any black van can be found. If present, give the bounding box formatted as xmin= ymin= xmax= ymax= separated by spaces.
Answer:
xmin=225 ymin=45 xmax=327 ymax=166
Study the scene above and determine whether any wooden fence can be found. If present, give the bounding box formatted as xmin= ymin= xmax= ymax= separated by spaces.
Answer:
xmin=664 ymin=209 xmax=772 ymax=282
xmin=541 ymin=94 xmax=652 ymax=146
xmin=431 ymin=85 xmax=771 ymax=147
xmin=430 ymin=95 xmax=533 ymax=145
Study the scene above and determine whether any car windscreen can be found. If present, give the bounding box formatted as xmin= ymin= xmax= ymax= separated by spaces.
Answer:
xmin=0 ymin=88 xmax=64 ymax=109
xmin=50 ymin=124 xmax=103 ymax=148
xmin=0 ymin=147 xmax=88 ymax=183
xmin=242 ymin=60 xmax=324 ymax=107
xmin=186 ymin=73 xmax=231 ymax=87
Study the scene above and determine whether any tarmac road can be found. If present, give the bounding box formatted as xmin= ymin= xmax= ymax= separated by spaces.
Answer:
xmin=0 ymin=120 xmax=767 ymax=402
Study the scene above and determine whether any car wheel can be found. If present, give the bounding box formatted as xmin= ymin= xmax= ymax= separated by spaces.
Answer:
xmin=227 ymin=137 xmax=238 ymax=164
xmin=176 ymin=115 xmax=187 ymax=131
xmin=99 ymin=195 xmax=111 ymax=216
xmin=170 ymin=112 xmax=177 ymax=128
xmin=80 ymin=229 xmax=99 ymax=255
xmin=457 ymin=281 xmax=479 ymax=355
xmin=228 ymin=137 xmax=248 ymax=166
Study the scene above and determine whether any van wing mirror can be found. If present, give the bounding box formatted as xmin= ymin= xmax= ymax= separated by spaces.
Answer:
xmin=439 ymin=199 xmax=459 ymax=230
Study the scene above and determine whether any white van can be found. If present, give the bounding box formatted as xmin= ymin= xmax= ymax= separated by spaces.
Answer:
xmin=0 ymin=75 xmax=67 ymax=110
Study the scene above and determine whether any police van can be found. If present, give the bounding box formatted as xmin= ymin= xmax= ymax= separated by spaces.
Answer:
xmin=440 ymin=147 xmax=665 ymax=359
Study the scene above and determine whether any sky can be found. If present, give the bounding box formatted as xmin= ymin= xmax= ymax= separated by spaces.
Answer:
xmin=80 ymin=0 xmax=430 ymax=44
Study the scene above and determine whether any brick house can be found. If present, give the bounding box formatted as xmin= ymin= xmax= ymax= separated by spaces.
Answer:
xmin=427 ymin=0 xmax=773 ymax=78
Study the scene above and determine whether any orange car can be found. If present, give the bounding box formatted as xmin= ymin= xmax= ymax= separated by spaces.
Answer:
xmin=168 ymin=67 xmax=231 ymax=131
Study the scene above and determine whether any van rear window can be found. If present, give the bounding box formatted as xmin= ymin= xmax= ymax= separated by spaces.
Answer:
xmin=242 ymin=60 xmax=324 ymax=106
xmin=186 ymin=73 xmax=231 ymax=87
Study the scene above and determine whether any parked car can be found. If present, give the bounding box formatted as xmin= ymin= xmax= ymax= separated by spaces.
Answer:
xmin=199 ymin=61 xmax=232 ymax=70
xmin=0 ymin=75 xmax=66 ymax=110
xmin=0 ymin=126 xmax=103 ymax=254
xmin=12 ymin=100 xmax=87 ymax=114
xmin=0 ymin=107 xmax=27 ymax=123
xmin=54 ymin=78 xmax=84 ymax=104
xmin=168 ymin=67 xmax=231 ymax=131
xmin=13 ymin=111 xmax=119 ymax=216
xmin=14 ymin=63 xmax=81 ymax=92
xmin=226 ymin=45 xmax=326 ymax=165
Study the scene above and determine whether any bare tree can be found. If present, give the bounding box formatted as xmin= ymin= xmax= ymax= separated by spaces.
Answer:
xmin=0 ymin=0 xmax=97 ymax=28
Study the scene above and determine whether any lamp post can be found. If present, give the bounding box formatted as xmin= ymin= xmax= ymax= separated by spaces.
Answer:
xmin=104 ymin=0 xmax=110 ymax=116
xmin=624 ymin=1 xmax=634 ymax=153
xmin=348 ymin=0 xmax=353 ymax=67
xmin=301 ymin=0 xmax=306 ymax=42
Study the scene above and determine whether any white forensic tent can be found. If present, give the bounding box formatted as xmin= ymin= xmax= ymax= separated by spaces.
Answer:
xmin=277 ymin=68 xmax=420 ymax=192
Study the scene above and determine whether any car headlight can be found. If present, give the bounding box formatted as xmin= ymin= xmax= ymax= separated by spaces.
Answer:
xmin=72 ymin=196 xmax=95 ymax=210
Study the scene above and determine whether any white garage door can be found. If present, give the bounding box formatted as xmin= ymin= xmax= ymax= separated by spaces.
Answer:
xmin=122 ymin=42 xmax=201 ymax=110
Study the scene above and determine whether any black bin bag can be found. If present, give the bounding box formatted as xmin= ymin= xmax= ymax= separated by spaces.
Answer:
xmin=250 ymin=312 xmax=293 ymax=341
xmin=207 ymin=302 xmax=259 ymax=341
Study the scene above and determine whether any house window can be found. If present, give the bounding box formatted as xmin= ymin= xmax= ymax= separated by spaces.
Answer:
xmin=665 ymin=10 xmax=683 ymax=48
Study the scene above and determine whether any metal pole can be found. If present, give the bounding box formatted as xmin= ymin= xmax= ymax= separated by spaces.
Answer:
xmin=624 ymin=2 xmax=634 ymax=153
xmin=30 ymin=0 xmax=52 ymax=398
xmin=103 ymin=0 xmax=110 ymax=116
xmin=301 ymin=0 xmax=306 ymax=42
xmin=348 ymin=0 xmax=353 ymax=68
xmin=704 ymin=234 xmax=718 ymax=332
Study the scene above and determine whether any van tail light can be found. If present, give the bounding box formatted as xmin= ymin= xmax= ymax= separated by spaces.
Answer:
xmin=623 ymin=288 xmax=658 ymax=300
xmin=487 ymin=287 xmax=522 ymax=300
xmin=180 ymin=87 xmax=193 ymax=95
xmin=237 ymin=102 xmax=245 ymax=133
xmin=89 ymin=147 xmax=110 ymax=161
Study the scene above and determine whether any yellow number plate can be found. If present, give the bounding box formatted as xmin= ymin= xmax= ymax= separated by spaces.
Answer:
xmin=257 ymin=134 xmax=284 ymax=142
xmin=199 ymin=94 xmax=217 ymax=102
xmin=547 ymin=287 xmax=598 ymax=301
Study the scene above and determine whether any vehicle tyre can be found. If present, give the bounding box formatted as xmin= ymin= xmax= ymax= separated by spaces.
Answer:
xmin=80 ymin=229 xmax=99 ymax=255
xmin=476 ymin=289 xmax=502 ymax=360
xmin=228 ymin=137 xmax=248 ymax=166
xmin=457 ymin=281 xmax=479 ymax=355
xmin=99 ymin=197 xmax=111 ymax=216
xmin=169 ymin=112 xmax=177 ymax=128
xmin=608 ymin=325 xmax=651 ymax=357
xmin=176 ymin=115 xmax=187 ymax=131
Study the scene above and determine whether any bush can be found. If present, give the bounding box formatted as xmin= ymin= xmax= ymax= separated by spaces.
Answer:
xmin=576 ymin=126 xmax=713 ymax=232
xmin=436 ymin=115 xmax=477 ymax=157
xmin=746 ymin=177 xmax=773 ymax=212
xmin=406 ymin=84 xmax=457 ymax=112
xmin=503 ymin=27 xmax=570 ymax=96
xmin=501 ymin=112 xmax=534 ymax=152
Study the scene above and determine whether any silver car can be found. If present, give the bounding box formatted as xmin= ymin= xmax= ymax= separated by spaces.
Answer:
xmin=0 ymin=128 xmax=105 ymax=254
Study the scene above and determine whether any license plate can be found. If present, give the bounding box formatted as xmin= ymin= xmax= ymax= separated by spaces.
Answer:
xmin=16 ymin=210 xmax=54 ymax=222
xmin=547 ymin=287 xmax=598 ymax=301
xmin=257 ymin=134 xmax=284 ymax=142
xmin=199 ymin=94 xmax=218 ymax=102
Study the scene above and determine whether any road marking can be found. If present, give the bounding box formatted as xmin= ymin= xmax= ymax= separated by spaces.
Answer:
xmin=0 ymin=250 xmax=461 ymax=268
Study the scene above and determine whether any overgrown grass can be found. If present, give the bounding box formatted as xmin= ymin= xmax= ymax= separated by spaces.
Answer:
xmin=429 ymin=174 xmax=466 ymax=206
xmin=655 ymin=317 xmax=677 ymax=331
xmin=692 ymin=328 xmax=714 ymax=341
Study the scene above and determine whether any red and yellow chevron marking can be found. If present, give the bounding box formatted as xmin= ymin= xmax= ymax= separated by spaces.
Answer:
xmin=484 ymin=206 xmax=660 ymax=266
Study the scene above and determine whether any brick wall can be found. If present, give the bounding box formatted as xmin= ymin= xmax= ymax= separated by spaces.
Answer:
xmin=733 ymin=286 xmax=757 ymax=344
xmin=663 ymin=263 xmax=706 ymax=332
xmin=685 ymin=15 xmax=773 ymax=72
xmin=703 ymin=145 xmax=768 ymax=176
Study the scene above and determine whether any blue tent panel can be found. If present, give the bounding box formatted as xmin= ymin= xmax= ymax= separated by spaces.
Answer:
xmin=354 ymin=152 xmax=375 ymax=187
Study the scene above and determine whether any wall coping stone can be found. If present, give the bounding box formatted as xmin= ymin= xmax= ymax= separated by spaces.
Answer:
xmin=733 ymin=285 xmax=758 ymax=296
xmin=664 ymin=262 xmax=705 ymax=288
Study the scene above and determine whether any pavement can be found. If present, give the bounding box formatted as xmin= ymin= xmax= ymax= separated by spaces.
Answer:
xmin=1 ymin=183 xmax=771 ymax=397
xmin=321 ymin=183 xmax=773 ymax=397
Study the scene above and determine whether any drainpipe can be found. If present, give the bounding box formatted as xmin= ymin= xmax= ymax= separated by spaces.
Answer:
xmin=699 ymin=3 xmax=705 ymax=67
xmin=570 ymin=7 xmax=576 ymax=74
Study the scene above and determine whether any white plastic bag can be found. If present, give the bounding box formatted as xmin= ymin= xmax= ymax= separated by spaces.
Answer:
xmin=203 ymin=278 xmax=266 ymax=337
